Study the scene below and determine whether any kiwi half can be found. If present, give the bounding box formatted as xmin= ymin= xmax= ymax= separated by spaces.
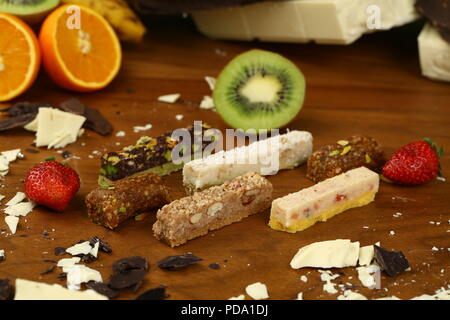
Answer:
xmin=213 ymin=49 xmax=306 ymax=131
xmin=0 ymin=0 xmax=60 ymax=24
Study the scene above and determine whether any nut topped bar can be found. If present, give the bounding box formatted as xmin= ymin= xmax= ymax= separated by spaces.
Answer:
xmin=153 ymin=172 xmax=273 ymax=247
xmin=99 ymin=124 xmax=211 ymax=185
xmin=306 ymin=135 xmax=385 ymax=183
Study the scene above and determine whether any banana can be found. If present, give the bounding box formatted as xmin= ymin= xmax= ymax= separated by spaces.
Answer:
xmin=61 ymin=0 xmax=147 ymax=42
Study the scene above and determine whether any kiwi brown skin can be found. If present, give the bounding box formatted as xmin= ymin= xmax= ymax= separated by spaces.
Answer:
xmin=213 ymin=49 xmax=306 ymax=131
xmin=0 ymin=0 xmax=60 ymax=25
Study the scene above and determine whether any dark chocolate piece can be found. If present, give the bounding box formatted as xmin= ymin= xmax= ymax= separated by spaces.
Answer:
xmin=40 ymin=265 xmax=56 ymax=275
xmin=89 ymin=236 xmax=112 ymax=254
xmin=86 ymin=281 xmax=119 ymax=299
xmin=80 ymin=253 xmax=97 ymax=263
xmin=0 ymin=101 xmax=49 ymax=117
xmin=59 ymin=98 xmax=86 ymax=115
xmin=54 ymin=247 xmax=67 ymax=256
xmin=0 ymin=279 xmax=14 ymax=300
xmin=62 ymin=151 xmax=72 ymax=159
xmin=416 ymin=0 xmax=450 ymax=43
xmin=157 ymin=253 xmax=203 ymax=271
xmin=57 ymin=272 xmax=67 ymax=280
xmin=112 ymin=256 xmax=149 ymax=274
xmin=208 ymin=263 xmax=221 ymax=270
xmin=374 ymin=245 xmax=410 ymax=277
xmin=0 ymin=113 xmax=36 ymax=131
xmin=25 ymin=148 xmax=39 ymax=154
xmin=43 ymin=259 xmax=57 ymax=263
xmin=135 ymin=285 xmax=168 ymax=300
xmin=109 ymin=269 xmax=147 ymax=290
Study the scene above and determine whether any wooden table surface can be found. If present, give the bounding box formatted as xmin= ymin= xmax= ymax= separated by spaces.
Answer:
xmin=0 ymin=17 xmax=449 ymax=300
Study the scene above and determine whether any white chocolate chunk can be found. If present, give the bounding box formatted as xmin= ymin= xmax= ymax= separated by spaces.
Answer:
xmin=66 ymin=241 xmax=92 ymax=256
xmin=5 ymin=216 xmax=19 ymax=234
xmin=358 ymin=242 xmax=379 ymax=266
xmin=357 ymin=264 xmax=380 ymax=288
xmin=0 ymin=195 xmax=5 ymax=202
xmin=6 ymin=192 xmax=27 ymax=206
xmin=291 ymin=239 xmax=360 ymax=269
xmin=0 ymin=249 xmax=4 ymax=259
xmin=228 ymin=294 xmax=245 ymax=300
xmin=199 ymin=95 xmax=215 ymax=109
xmin=158 ymin=93 xmax=181 ymax=103
xmin=66 ymin=265 xmax=103 ymax=291
xmin=245 ymin=282 xmax=269 ymax=300
xmin=1 ymin=149 xmax=21 ymax=162
xmin=90 ymin=241 xmax=100 ymax=258
xmin=418 ymin=24 xmax=450 ymax=82
xmin=204 ymin=76 xmax=216 ymax=90
xmin=4 ymin=202 xmax=34 ymax=217
xmin=297 ymin=292 xmax=303 ymax=300
xmin=338 ymin=290 xmax=368 ymax=300
xmin=14 ymin=278 xmax=108 ymax=300
xmin=57 ymin=257 xmax=81 ymax=269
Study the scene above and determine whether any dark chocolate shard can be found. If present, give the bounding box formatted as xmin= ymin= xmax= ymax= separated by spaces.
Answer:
xmin=86 ymin=281 xmax=119 ymax=299
xmin=208 ymin=263 xmax=221 ymax=270
xmin=109 ymin=269 xmax=147 ymax=290
xmin=59 ymin=98 xmax=86 ymax=115
xmin=157 ymin=253 xmax=203 ymax=271
xmin=80 ymin=253 xmax=97 ymax=263
xmin=54 ymin=247 xmax=67 ymax=256
xmin=416 ymin=0 xmax=450 ymax=42
xmin=40 ymin=265 xmax=56 ymax=275
xmin=82 ymin=103 xmax=113 ymax=136
xmin=0 ymin=279 xmax=14 ymax=300
xmin=89 ymin=236 xmax=112 ymax=254
xmin=0 ymin=113 xmax=36 ymax=131
xmin=374 ymin=245 xmax=410 ymax=277
xmin=112 ymin=256 xmax=148 ymax=274
xmin=0 ymin=101 xmax=49 ymax=117
xmin=135 ymin=285 xmax=168 ymax=300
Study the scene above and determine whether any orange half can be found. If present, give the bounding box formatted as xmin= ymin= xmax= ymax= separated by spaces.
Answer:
xmin=0 ymin=13 xmax=40 ymax=102
xmin=39 ymin=4 xmax=122 ymax=92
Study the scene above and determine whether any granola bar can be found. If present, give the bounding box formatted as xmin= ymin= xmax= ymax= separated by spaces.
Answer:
xmin=153 ymin=172 xmax=273 ymax=247
xmin=183 ymin=130 xmax=313 ymax=194
xmin=306 ymin=135 xmax=385 ymax=183
xmin=99 ymin=124 xmax=211 ymax=185
xmin=86 ymin=173 xmax=172 ymax=229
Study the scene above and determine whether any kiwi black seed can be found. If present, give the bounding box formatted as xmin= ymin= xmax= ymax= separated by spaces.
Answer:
xmin=213 ymin=49 xmax=306 ymax=131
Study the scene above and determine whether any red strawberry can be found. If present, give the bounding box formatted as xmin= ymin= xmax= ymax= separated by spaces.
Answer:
xmin=382 ymin=138 xmax=443 ymax=185
xmin=24 ymin=160 xmax=80 ymax=212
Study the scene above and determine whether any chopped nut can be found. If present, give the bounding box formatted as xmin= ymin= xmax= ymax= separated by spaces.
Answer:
xmin=341 ymin=146 xmax=352 ymax=155
xmin=207 ymin=202 xmax=223 ymax=216
xmin=329 ymin=150 xmax=340 ymax=156
xmin=190 ymin=213 xmax=202 ymax=224
xmin=337 ymin=140 xmax=349 ymax=146
xmin=365 ymin=154 xmax=372 ymax=163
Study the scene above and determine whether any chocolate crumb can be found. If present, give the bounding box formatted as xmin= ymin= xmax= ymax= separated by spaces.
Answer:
xmin=62 ymin=151 xmax=72 ymax=159
xmin=135 ymin=285 xmax=168 ymax=300
xmin=374 ymin=245 xmax=410 ymax=277
xmin=81 ymin=253 xmax=97 ymax=263
xmin=43 ymin=259 xmax=57 ymax=263
xmin=208 ymin=263 xmax=221 ymax=270
xmin=40 ymin=265 xmax=56 ymax=275
xmin=19 ymin=234 xmax=27 ymax=238
xmin=25 ymin=148 xmax=39 ymax=154
xmin=0 ymin=279 xmax=14 ymax=300
xmin=86 ymin=281 xmax=119 ymax=299
xmin=54 ymin=247 xmax=67 ymax=256
xmin=57 ymin=272 xmax=67 ymax=280
xmin=157 ymin=253 xmax=203 ymax=271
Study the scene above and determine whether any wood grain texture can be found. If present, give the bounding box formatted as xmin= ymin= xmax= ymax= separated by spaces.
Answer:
xmin=0 ymin=17 xmax=449 ymax=300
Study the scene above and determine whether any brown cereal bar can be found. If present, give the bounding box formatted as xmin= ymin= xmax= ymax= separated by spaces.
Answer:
xmin=306 ymin=135 xmax=385 ymax=183
xmin=86 ymin=173 xmax=172 ymax=229
xmin=153 ymin=172 xmax=273 ymax=247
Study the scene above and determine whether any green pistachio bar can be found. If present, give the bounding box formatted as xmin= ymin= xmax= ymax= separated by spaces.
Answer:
xmin=99 ymin=124 xmax=211 ymax=185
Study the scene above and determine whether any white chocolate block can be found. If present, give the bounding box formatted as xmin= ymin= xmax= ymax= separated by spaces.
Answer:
xmin=290 ymin=239 xmax=360 ymax=269
xmin=14 ymin=279 xmax=108 ymax=300
xmin=270 ymin=167 xmax=379 ymax=231
xmin=418 ymin=24 xmax=450 ymax=82
xmin=192 ymin=0 xmax=418 ymax=45
xmin=183 ymin=130 xmax=313 ymax=192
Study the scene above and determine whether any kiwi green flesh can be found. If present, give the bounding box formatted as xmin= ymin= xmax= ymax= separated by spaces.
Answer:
xmin=0 ymin=0 xmax=59 ymax=15
xmin=213 ymin=49 xmax=305 ymax=131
